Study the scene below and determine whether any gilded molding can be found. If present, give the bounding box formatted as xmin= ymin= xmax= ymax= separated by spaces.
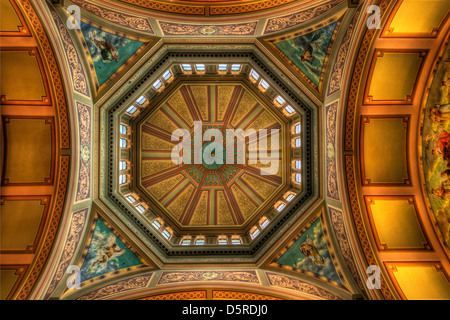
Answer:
xmin=327 ymin=2 xmax=363 ymax=96
xmin=263 ymin=0 xmax=344 ymax=34
xmin=159 ymin=21 xmax=258 ymax=36
xmin=76 ymin=101 xmax=91 ymax=202
xmin=328 ymin=206 xmax=366 ymax=294
xmin=43 ymin=208 xmax=89 ymax=299
xmin=326 ymin=101 xmax=339 ymax=201
xmin=76 ymin=274 xmax=153 ymax=300
xmin=68 ymin=0 xmax=155 ymax=34
xmin=158 ymin=271 xmax=259 ymax=285
xmin=265 ymin=272 xmax=343 ymax=300
xmin=47 ymin=2 xmax=90 ymax=97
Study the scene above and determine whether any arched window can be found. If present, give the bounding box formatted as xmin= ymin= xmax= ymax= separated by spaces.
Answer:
xmin=120 ymin=124 xmax=127 ymax=135
xmin=136 ymin=95 xmax=146 ymax=105
xmin=120 ymin=138 xmax=127 ymax=148
xmin=126 ymin=105 xmax=137 ymax=115
xmin=135 ymin=204 xmax=146 ymax=214
xmin=119 ymin=161 xmax=127 ymax=171
xmin=162 ymin=229 xmax=171 ymax=240
xmin=119 ymin=174 xmax=127 ymax=185
xmin=152 ymin=220 xmax=162 ymax=230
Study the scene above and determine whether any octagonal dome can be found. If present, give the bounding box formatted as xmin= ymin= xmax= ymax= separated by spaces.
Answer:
xmin=138 ymin=82 xmax=288 ymax=228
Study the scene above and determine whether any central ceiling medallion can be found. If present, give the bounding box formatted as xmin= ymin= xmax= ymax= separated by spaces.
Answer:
xmin=139 ymin=82 xmax=286 ymax=227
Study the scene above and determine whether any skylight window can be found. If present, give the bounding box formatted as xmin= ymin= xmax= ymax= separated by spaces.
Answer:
xmin=295 ymin=160 xmax=302 ymax=170
xmin=120 ymin=124 xmax=127 ymax=135
xmin=126 ymin=105 xmax=137 ymax=115
xmin=277 ymin=203 xmax=286 ymax=212
xmin=295 ymin=123 xmax=301 ymax=134
xmin=136 ymin=95 xmax=146 ymax=105
xmin=181 ymin=239 xmax=191 ymax=245
xmin=136 ymin=205 xmax=146 ymax=214
xmin=162 ymin=229 xmax=171 ymax=240
xmin=260 ymin=218 xmax=270 ymax=229
xmin=218 ymin=64 xmax=228 ymax=71
xmin=181 ymin=64 xmax=192 ymax=71
xmin=195 ymin=239 xmax=205 ymax=245
xmin=153 ymin=79 xmax=162 ymax=90
xmin=163 ymin=69 xmax=172 ymax=80
xmin=231 ymin=238 xmax=242 ymax=245
xmin=218 ymin=238 xmax=228 ymax=245
xmin=195 ymin=64 xmax=205 ymax=71
xmin=286 ymin=194 xmax=295 ymax=202
xmin=276 ymin=96 xmax=286 ymax=105
xmin=250 ymin=228 xmax=260 ymax=239
xmin=295 ymin=137 xmax=301 ymax=148
xmin=119 ymin=174 xmax=127 ymax=185
xmin=231 ymin=64 xmax=241 ymax=71
xmin=295 ymin=173 xmax=302 ymax=184
xmin=250 ymin=69 xmax=260 ymax=81
xmin=285 ymin=105 xmax=295 ymax=114
xmin=125 ymin=195 xmax=136 ymax=203
xmin=260 ymin=79 xmax=270 ymax=90
xmin=152 ymin=220 xmax=162 ymax=230
xmin=119 ymin=161 xmax=127 ymax=171
xmin=120 ymin=138 xmax=127 ymax=148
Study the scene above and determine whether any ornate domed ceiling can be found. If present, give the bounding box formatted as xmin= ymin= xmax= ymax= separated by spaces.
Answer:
xmin=137 ymin=82 xmax=288 ymax=228
xmin=2 ymin=0 xmax=450 ymax=302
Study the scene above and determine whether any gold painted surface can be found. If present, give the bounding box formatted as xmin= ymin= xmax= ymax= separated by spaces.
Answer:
xmin=249 ymin=160 xmax=281 ymax=176
xmin=141 ymin=160 xmax=176 ymax=177
xmin=146 ymin=174 xmax=183 ymax=200
xmin=189 ymin=191 xmax=208 ymax=226
xmin=140 ymin=83 xmax=284 ymax=226
xmin=231 ymin=185 xmax=257 ymax=220
xmin=4 ymin=119 xmax=52 ymax=183
xmin=145 ymin=110 xmax=180 ymax=134
xmin=240 ymin=173 xmax=277 ymax=199
xmin=0 ymin=269 xmax=19 ymax=300
xmin=389 ymin=0 xmax=449 ymax=34
xmin=217 ymin=191 xmax=234 ymax=225
xmin=0 ymin=0 xmax=22 ymax=32
xmin=217 ymin=85 xmax=235 ymax=121
xmin=231 ymin=90 xmax=258 ymax=127
xmin=0 ymin=199 xmax=45 ymax=250
xmin=167 ymin=184 xmax=195 ymax=219
xmin=363 ymin=118 xmax=408 ymax=183
xmin=393 ymin=266 xmax=450 ymax=299
xmin=142 ymin=133 xmax=175 ymax=151
xmin=0 ymin=51 xmax=46 ymax=101
xmin=167 ymin=90 xmax=194 ymax=126
xmin=369 ymin=199 xmax=426 ymax=249
xmin=190 ymin=85 xmax=209 ymax=121
xmin=247 ymin=110 xmax=278 ymax=131
xmin=369 ymin=53 xmax=422 ymax=101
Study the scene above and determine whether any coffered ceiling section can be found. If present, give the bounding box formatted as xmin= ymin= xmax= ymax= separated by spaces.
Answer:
xmin=139 ymin=82 xmax=286 ymax=227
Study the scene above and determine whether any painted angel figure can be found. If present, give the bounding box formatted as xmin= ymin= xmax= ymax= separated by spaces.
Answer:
xmin=300 ymin=31 xmax=323 ymax=64
xmin=299 ymin=235 xmax=324 ymax=265
xmin=88 ymin=235 xmax=125 ymax=273
xmin=88 ymin=30 xmax=119 ymax=63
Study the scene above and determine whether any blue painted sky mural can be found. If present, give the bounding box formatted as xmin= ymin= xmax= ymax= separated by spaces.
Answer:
xmin=80 ymin=219 xmax=142 ymax=282
xmin=80 ymin=22 xmax=144 ymax=87
xmin=273 ymin=20 xmax=338 ymax=87
xmin=276 ymin=218 xmax=341 ymax=284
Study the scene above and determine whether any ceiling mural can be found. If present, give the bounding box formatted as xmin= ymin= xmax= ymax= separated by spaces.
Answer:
xmin=139 ymin=83 xmax=286 ymax=227
xmin=265 ymin=15 xmax=342 ymax=93
xmin=77 ymin=20 xmax=152 ymax=92
xmin=79 ymin=218 xmax=145 ymax=282
xmin=272 ymin=215 xmax=341 ymax=285
xmin=421 ymin=43 xmax=450 ymax=251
